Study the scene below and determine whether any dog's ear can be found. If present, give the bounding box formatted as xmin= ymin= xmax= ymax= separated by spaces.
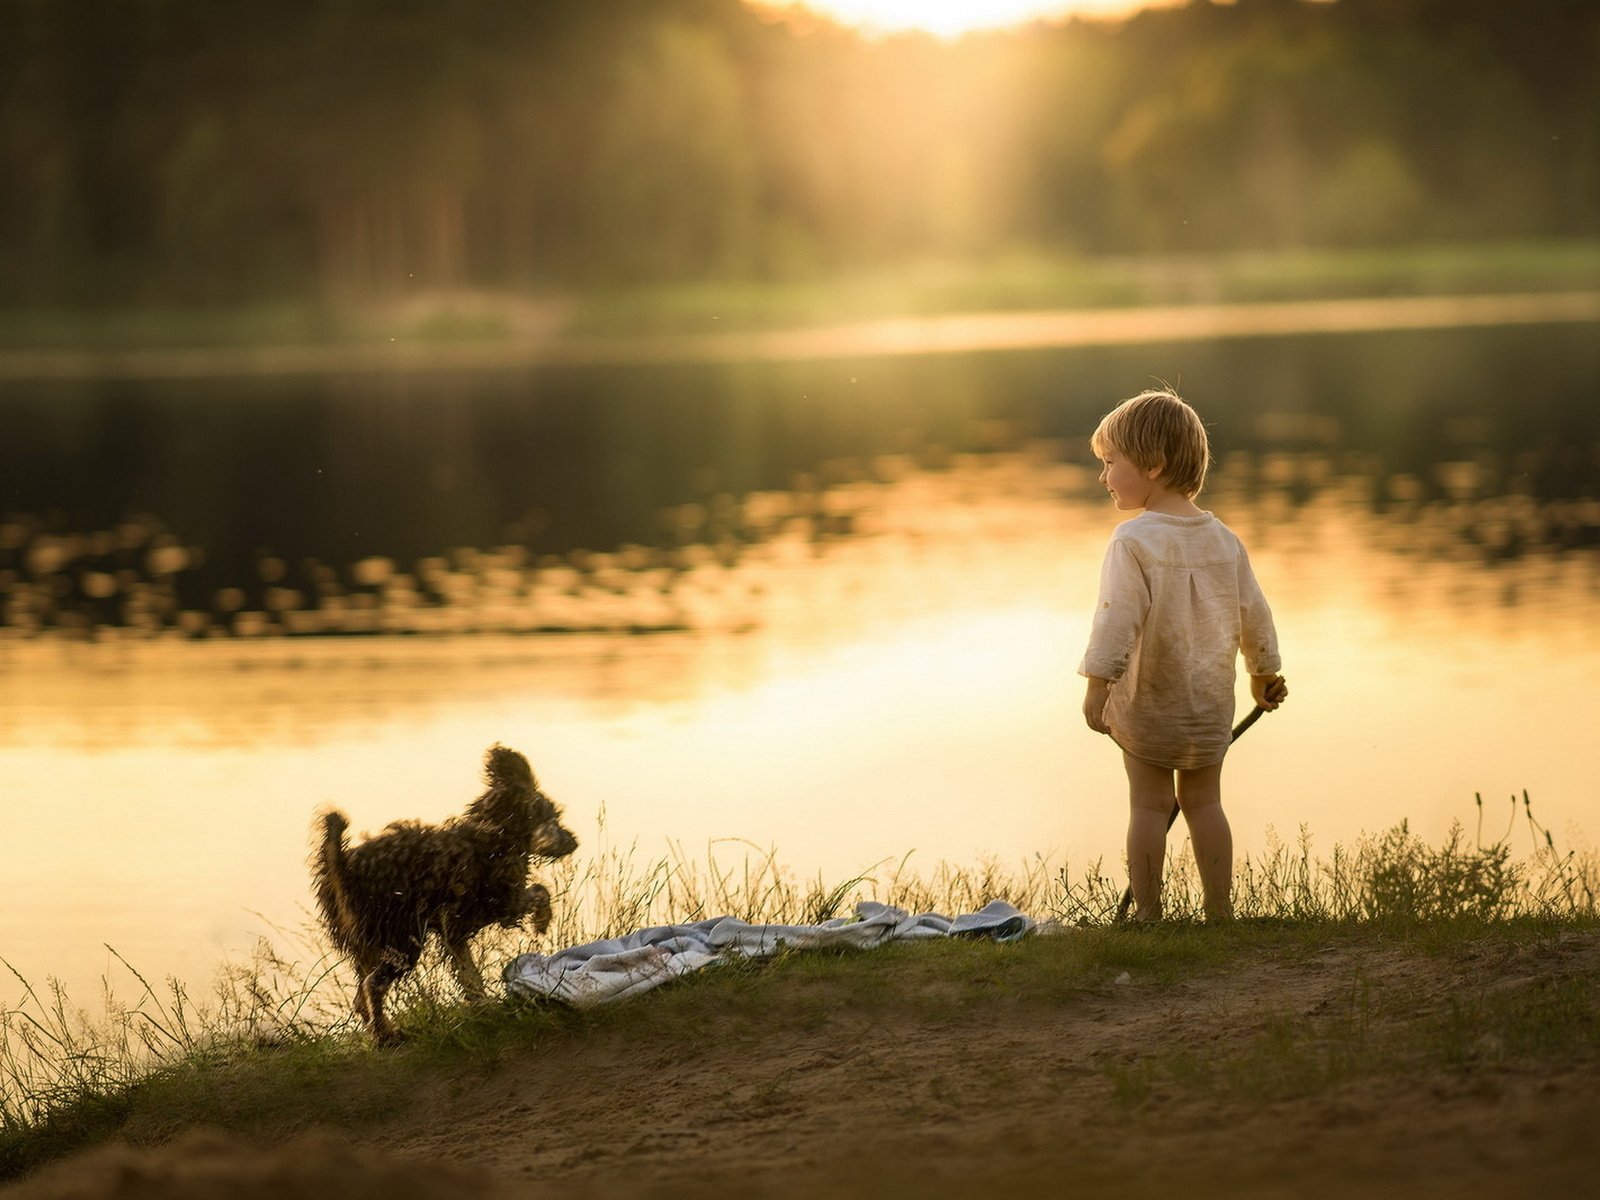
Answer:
xmin=484 ymin=743 xmax=535 ymax=788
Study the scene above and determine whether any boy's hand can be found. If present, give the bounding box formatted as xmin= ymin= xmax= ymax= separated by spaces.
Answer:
xmin=1083 ymin=677 xmax=1112 ymax=734
xmin=1251 ymin=673 xmax=1289 ymax=711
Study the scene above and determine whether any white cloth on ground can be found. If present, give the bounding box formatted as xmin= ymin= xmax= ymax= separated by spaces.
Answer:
xmin=501 ymin=900 xmax=1034 ymax=1009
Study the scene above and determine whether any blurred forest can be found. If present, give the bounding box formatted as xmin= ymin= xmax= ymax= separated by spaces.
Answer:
xmin=2 ymin=0 xmax=1596 ymax=307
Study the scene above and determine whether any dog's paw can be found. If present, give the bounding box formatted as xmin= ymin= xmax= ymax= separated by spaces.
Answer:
xmin=521 ymin=883 xmax=553 ymax=934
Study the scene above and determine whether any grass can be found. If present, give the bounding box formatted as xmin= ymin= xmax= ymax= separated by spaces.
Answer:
xmin=2 ymin=240 xmax=1597 ymax=351
xmin=2 ymin=794 xmax=1598 ymax=1181
xmin=1100 ymin=920 xmax=1600 ymax=1110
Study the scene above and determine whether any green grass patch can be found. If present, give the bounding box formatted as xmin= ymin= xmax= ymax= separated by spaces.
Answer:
xmin=1100 ymin=918 xmax=1600 ymax=1111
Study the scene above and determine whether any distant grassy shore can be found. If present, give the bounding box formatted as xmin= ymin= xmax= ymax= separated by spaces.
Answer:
xmin=2 ymin=240 xmax=1597 ymax=354
xmin=3 ymin=806 xmax=1597 ymax=1188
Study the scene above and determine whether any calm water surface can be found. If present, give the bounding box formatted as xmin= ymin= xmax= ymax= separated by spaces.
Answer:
xmin=1 ymin=321 xmax=1596 ymax=1001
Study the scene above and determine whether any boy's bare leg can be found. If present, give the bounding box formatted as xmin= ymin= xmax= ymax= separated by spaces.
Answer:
xmin=1123 ymin=752 xmax=1177 ymax=922
xmin=1177 ymin=760 xmax=1232 ymax=921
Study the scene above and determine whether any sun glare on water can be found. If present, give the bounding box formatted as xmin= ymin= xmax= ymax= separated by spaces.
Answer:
xmin=751 ymin=0 xmax=1176 ymax=39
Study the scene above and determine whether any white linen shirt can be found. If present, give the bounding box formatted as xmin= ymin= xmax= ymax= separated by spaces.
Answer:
xmin=1079 ymin=511 xmax=1280 ymax=769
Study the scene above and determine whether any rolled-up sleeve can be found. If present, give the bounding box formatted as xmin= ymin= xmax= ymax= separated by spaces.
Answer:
xmin=1079 ymin=536 xmax=1149 ymax=681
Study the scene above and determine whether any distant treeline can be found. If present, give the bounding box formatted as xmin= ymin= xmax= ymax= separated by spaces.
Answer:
xmin=3 ymin=0 xmax=1596 ymax=305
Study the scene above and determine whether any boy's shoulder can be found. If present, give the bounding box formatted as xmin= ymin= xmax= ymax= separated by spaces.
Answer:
xmin=1105 ymin=516 xmax=1148 ymax=551
xmin=1112 ymin=512 xmax=1248 ymax=559
xmin=1111 ymin=511 xmax=1235 ymax=539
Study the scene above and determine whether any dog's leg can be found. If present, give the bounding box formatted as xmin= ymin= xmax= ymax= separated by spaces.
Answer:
xmin=364 ymin=972 xmax=400 ymax=1049
xmin=446 ymin=938 xmax=487 ymax=1002
xmin=347 ymin=949 xmax=380 ymax=1024
xmin=363 ymin=961 xmax=406 ymax=1046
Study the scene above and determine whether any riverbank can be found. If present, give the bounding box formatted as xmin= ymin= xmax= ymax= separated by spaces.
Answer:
xmin=4 ymin=290 xmax=1597 ymax=382
xmin=5 ymin=813 xmax=1600 ymax=1195
xmin=4 ymin=919 xmax=1598 ymax=1198
xmin=2 ymin=240 xmax=1596 ymax=369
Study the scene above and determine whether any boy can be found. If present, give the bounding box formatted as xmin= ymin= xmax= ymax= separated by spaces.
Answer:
xmin=1079 ymin=388 xmax=1286 ymax=921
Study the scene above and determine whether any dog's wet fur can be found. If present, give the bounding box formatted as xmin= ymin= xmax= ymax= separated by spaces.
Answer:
xmin=311 ymin=744 xmax=577 ymax=1045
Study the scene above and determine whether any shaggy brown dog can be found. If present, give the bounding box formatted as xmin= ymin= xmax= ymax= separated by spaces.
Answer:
xmin=312 ymin=744 xmax=578 ymax=1044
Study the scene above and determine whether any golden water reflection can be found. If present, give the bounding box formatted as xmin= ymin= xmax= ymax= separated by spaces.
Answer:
xmin=1 ymin=448 xmax=1596 ymax=1000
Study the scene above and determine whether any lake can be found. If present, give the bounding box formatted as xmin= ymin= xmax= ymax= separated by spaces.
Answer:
xmin=2 ymin=313 xmax=1597 ymax=1002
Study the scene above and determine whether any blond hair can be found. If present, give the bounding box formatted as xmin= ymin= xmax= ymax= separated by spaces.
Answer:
xmin=1089 ymin=388 xmax=1211 ymax=499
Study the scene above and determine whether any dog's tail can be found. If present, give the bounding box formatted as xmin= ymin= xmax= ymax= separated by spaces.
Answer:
xmin=311 ymin=809 xmax=360 ymax=951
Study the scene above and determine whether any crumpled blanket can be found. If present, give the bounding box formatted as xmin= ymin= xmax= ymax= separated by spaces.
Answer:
xmin=501 ymin=899 xmax=1034 ymax=1009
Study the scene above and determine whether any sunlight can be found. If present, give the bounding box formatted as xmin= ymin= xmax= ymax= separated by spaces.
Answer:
xmin=750 ymin=0 xmax=1178 ymax=39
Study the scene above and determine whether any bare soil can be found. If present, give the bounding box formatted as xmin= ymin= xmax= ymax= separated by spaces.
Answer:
xmin=6 ymin=932 xmax=1598 ymax=1199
